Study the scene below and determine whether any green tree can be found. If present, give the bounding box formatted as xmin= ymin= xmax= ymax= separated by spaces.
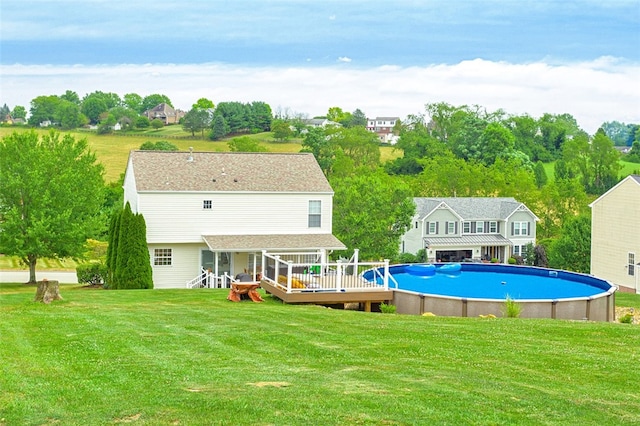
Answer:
xmin=141 ymin=94 xmax=172 ymax=112
xmin=55 ymin=100 xmax=85 ymax=130
xmin=151 ymin=118 xmax=164 ymax=129
xmin=123 ymin=93 xmax=143 ymax=113
xmin=11 ymin=105 xmax=27 ymax=120
xmin=326 ymin=126 xmax=380 ymax=172
xmin=112 ymin=204 xmax=153 ymax=290
xmin=0 ymin=104 xmax=10 ymax=119
xmin=81 ymin=96 xmax=108 ymax=124
xmin=547 ymin=214 xmax=591 ymax=273
xmin=330 ymin=169 xmax=415 ymax=261
xmin=192 ymin=97 xmax=215 ymax=110
xmin=0 ymin=131 xmax=105 ymax=283
xmin=249 ymin=101 xmax=272 ymax=132
xmin=227 ymin=136 xmax=268 ymax=152
xmin=135 ymin=116 xmax=150 ymax=129
xmin=59 ymin=90 xmax=80 ymax=105
xmin=182 ymin=108 xmax=212 ymax=137
xmin=301 ymin=127 xmax=335 ymax=175
xmin=589 ymin=128 xmax=620 ymax=194
xmin=349 ymin=108 xmax=367 ymax=127
xmin=533 ymin=161 xmax=548 ymax=188
xmin=271 ymin=119 xmax=293 ymax=141
xmin=28 ymin=95 xmax=61 ymax=126
xmin=209 ymin=114 xmax=228 ymax=140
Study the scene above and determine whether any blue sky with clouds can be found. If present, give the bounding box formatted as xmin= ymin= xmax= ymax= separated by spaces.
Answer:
xmin=1 ymin=0 xmax=639 ymax=133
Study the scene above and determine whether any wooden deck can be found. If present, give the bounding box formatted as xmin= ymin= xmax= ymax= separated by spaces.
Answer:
xmin=259 ymin=277 xmax=393 ymax=312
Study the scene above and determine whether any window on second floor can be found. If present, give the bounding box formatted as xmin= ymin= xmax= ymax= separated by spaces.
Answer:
xmin=308 ymin=200 xmax=321 ymax=228
xmin=489 ymin=221 xmax=498 ymax=233
xmin=428 ymin=222 xmax=437 ymax=234
xmin=463 ymin=221 xmax=471 ymax=234
xmin=476 ymin=221 xmax=485 ymax=233
xmin=203 ymin=200 xmax=212 ymax=209
xmin=513 ymin=221 xmax=529 ymax=236
xmin=447 ymin=221 xmax=455 ymax=234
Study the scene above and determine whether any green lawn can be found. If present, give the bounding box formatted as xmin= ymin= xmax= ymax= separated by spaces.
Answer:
xmin=1 ymin=283 xmax=639 ymax=425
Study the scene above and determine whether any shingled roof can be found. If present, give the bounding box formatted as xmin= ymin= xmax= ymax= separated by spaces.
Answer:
xmin=414 ymin=197 xmax=533 ymax=221
xmin=127 ymin=150 xmax=334 ymax=193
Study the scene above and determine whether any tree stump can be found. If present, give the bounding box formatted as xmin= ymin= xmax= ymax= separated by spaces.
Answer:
xmin=34 ymin=279 xmax=63 ymax=304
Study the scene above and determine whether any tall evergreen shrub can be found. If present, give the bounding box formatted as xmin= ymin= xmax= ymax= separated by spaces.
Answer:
xmin=110 ymin=202 xmax=153 ymax=289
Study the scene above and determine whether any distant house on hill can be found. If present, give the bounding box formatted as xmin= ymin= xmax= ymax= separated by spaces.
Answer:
xmin=303 ymin=118 xmax=340 ymax=128
xmin=142 ymin=103 xmax=185 ymax=125
xmin=590 ymin=174 xmax=640 ymax=293
xmin=367 ymin=117 xmax=400 ymax=144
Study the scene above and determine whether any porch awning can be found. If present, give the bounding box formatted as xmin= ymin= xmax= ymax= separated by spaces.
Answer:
xmin=424 ymin=234 xmax=513 ymax=248
xmin=202 ymin=234 xmax=347 ymax=252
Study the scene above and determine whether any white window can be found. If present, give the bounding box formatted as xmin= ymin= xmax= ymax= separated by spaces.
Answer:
xmin=489 ymin=221 xmax=497 ymax=233
xmin=513 ymin=245 xmax=521 ymax=256
xmin=428 ymin=222 xmax=437 ymax=234
xmin=308 ymin=200 xmax=321 ymax=228
xmin=463 ymin=222 xmax=471 ymax=234
xmin=629 ymin=253 xmax=636 ymax=276
xmin=513 ymin=221 xmax=528 ymax=236
xmin=476 ymin=221 xmax=485 ymax=233
xmin=447 ymin=221 xmax=455 ymax=234
xmin=154 ymin=249 xmax=172 ymax=266
xmin=203 ymin=200 xmax=212 ymax=209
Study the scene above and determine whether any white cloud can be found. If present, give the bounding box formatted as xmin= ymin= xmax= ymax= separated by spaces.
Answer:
xmin=1 ymin=58 xmax=639 ymax=134
xmin=337 ymin=57 xmax=352 ymax=63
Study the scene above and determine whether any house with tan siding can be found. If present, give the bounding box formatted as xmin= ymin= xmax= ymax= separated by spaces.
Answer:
xmin=123 ymin=150 xmax=346 ymax=289
xmin=589 ymin=175 xmax=640 ymax=293
xmin=400 ymin=197 xmax=538 ymax=263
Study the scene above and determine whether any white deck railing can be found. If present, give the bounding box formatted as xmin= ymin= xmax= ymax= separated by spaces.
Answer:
xmin=186 ymin=269 xmax=233 ymax=289
xmin=262 ymin=250 xmax=390 ymax=293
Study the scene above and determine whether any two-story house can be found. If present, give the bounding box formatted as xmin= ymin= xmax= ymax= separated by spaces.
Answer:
xmin=142 ymin=103 xmax=185 ymax=125
xmin=590 ymin=175 xmax=640 ymax=293
xmin=366 ymin=116 xmax=400 ymax=144
xmin=123 ymin=150 xmax=346 ymax=289
xmin=400 ymin=197 xmax=538 ymax=263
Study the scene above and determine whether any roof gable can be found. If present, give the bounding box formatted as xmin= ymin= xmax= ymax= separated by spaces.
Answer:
xmin=126 ymin=150 xmax=334 ymax=193
xmin=590 ymin=174 xmax=640 ymax=207
xmin=414 ymin=197 xmax=534 ymax=220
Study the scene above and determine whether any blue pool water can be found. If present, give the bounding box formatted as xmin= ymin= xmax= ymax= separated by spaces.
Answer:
xmin=364 ymin=263 xmax=613 ymax=300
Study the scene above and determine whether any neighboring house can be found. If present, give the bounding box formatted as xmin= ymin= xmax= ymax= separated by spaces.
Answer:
xmin=303 ymin=118 xmax=340 ymax=128
xmin=400 ymin=197 xmax=538 ymax=263
xmin=142 ymin=103 xmax=185 ymax=125
xmin=123 ymin=150 xmax=346 ymax=289
xmin=589 ymin=175 xmax=640 ymax=293
xmin=367 ymin=116 xmax=400 ymax=144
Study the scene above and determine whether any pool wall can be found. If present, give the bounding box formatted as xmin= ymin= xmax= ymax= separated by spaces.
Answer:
xmin=389 ymin=264 xmax=616 ymax=321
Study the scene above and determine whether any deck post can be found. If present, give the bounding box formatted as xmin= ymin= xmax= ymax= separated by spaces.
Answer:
xmin=383 ymin=259 xmax=390 ymax=291
xmin=336 ymin=260 xmax=343 ymax=292
xmin=287 ymin=261 xmax=293 ymax=293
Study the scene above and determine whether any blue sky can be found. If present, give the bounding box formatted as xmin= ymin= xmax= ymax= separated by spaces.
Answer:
xmin=1 ymin=0 xmax=639 ymax=133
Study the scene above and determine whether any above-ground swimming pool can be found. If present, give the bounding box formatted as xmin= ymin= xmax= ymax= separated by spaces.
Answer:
xmin=363 ymin=263 xmax=616 ymax=321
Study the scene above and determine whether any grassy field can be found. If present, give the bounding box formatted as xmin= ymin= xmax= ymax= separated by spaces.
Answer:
xmin=0 ymin=127 xmax=401 ymax=183
xmin=1 ymin=283 xmax=639 ymax=425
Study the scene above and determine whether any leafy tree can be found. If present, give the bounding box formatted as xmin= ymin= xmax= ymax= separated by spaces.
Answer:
xmin=476 ymin=122 xmax=516 ymax=166
xmin=215 ymin=101 xmax=250 ymax=133
xmin=547 ymin=214 xmax=591 ymax=273
xmin=59 ymin=90 xmax=80 ymax=105
xmin=192 ymin=97 xmax=215 ymax=110
xmin=28 ymin=95 xmax=61 ymax=126
xmin=533 ymin=161 xmax=548 ymax=188
xmin=141 ymin=94 xmax=172 ymax=112
xmin=97 ymin=114 xmax=117 ymax=134
xmin=0 ymin=131 xmax=105 ymax=283
xmin=182 ymin=108 xmax=212 ymax=137
xmin=123 ymin=93 xmax=143 ymax=113
xmin=301 ymin=127 xmax=336 ymax=175
xmin=11 ymin=105 xmax=27 ymax=120
xmin=327 ymin=106 xmax=346 ymax=123
xmin=81 ymin=96 xmax=108 ymax=124
xmin=625 ymin=140 xmax=640 ymax=163
xmin=209 ymin=114 xmax=228 ymax=140
xmin=589 ymin=128 xmax=620 ymax=194
xmin=55 ymin=100 xmax=85 ymax=130
xmin=228 ymin=136 xmax=268 ymax=152
xmin=326 ymin=126 xmax=380 ymax=171
xmin=139 ymin=140 xmax=179 ymax=151
xmin=271 ymin=119 xmax=293 ymax=141
xmin=330 ymin=169 xmax=415 ymax=261
xmin=601 ymin=120 xmax=632 ymax=146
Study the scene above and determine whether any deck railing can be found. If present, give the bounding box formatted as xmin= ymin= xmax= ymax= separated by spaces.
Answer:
xmin=186 ymin=269 xmax=233 ymax=289
xmin=262 ymin=250 xmax=390 ymax=293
